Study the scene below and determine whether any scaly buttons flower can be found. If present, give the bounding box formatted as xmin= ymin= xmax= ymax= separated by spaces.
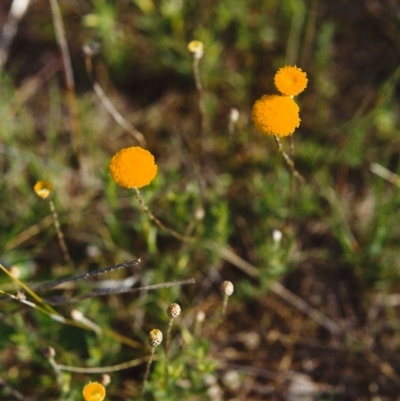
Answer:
xmin=82 ymin=382 xmax=106 ymax=401
xmin=252 ymin=95 xmax=300 ymax=137
xmin=274 ymin=65 xmax=308 ymax=96
xmin=148 ymin=329 xmax=163 ymax=347
xmin=109 ymin=147 xmax=157 ymax=189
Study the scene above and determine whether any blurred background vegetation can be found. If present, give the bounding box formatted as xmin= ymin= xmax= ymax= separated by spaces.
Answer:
xmin=1 ymin=0 xmax=400 ymax=400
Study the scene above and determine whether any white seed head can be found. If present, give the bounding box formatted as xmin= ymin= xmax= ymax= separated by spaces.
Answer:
xmin=220 ymin=280 xmax=234 ymax=296
xmin=167 ymin=303 xmax=181 ymax=318
xmin=148 ymin=329 xmax=163 ymax=347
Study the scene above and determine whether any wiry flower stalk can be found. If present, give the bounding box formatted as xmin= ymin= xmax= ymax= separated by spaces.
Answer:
xmin=165 ymin=303 xmax=181 ymax=353
xmin=188 ymin=40 xmax=205 ymax=142
xmin=33 ymin=181 xmax=73 ymax=266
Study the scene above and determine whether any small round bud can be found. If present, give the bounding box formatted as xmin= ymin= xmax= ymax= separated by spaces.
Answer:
xmin=148 ymin=329 xmax=163 ymax=347
xmin=34 ymin=180 xmax=52 ymax=200
xmin=43 ymin=346 xmax=56 ymax=359
xmin=220 ymin=281 xmax=234 ymax=296
xmin=82 ymin=42 xmax=101 ymax=57
xmin=196 ymin=311 xmax=205 ymax=323
xmin=167 ymin=303 xmax=181 ymax=318
xmin=194 ymin=207 xmax=205 ymax=221
xmin=70 ymin=309 xmax=84 ymax=321
xmin=188 ymin=40 xmax=204 ymax=60
xmin=272 ymin=229 xmax=283 ymax=243
xmin=229 ymin=108 xmax=240 ymax=123
xmin=100 ymin=374 xmax=111 ymax=387
xmin=86 ymin=244 xmax=101 ymax=258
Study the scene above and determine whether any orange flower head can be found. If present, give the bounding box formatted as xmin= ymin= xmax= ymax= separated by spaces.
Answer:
xmin=34 ymin=180 xmax=53 ymax=200
xmin=274 ymin=66 xmax=308 ymax=96
xmin=82 ymin=382 xmax=106 ymax=401
xmin=252 ymin=95 xmax=300 ymax=137
xmin=109 ymin=147 xmax=157 ymax=189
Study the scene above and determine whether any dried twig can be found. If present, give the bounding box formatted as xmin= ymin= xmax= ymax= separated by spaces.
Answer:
xmin=0 ymin=0 xmax=31 ymax=67
xmin=49 ymin=0 xmax=81 ymax=162
xmin=83 ymin=45 xmax=146 ymax=147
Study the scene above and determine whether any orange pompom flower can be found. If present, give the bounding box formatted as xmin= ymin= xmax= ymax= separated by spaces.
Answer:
xmin=274 ymin=65 xmax=308 ymax=96
xmin=109 ymin=147 xmax=157 ymax=189
xmin=33 ymin=180 xmax=53 ymax=200
xmin=252 ymin=95 xmax=300 ymax=137
xmin=82 ymin=382 xmax=106 ymax=401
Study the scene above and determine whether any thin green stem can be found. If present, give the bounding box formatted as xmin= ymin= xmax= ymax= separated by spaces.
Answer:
xmin=165 ymin=317 xmax=174 ymax=354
